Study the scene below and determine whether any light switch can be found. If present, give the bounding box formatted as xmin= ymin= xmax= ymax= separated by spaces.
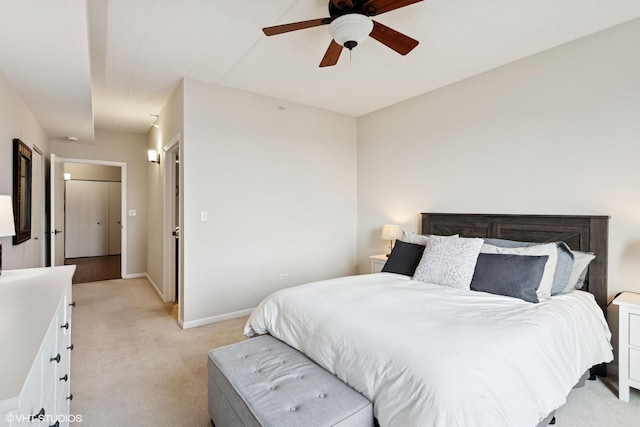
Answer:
xmin=129 ymin=209 xmax=136 ymax=216
xmin=201 ymin=211 xmax=208 ymax=222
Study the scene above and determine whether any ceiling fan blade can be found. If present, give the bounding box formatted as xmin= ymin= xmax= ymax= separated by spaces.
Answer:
xmin=370 ymin=20 xmax=419 ymax=55
xmin=319 ymin=40 xmax=343 ymax=67
xmin=330 ymin=0 xmax=354 ymax=10
xmin=263 ymin=18 xmax=330 ymax=36
xmin=363 ymin=0 xmax=422 ymax=16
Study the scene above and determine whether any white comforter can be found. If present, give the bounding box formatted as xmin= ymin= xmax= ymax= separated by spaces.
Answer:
xmin=244 ymin=273 xmax=613 ymax=427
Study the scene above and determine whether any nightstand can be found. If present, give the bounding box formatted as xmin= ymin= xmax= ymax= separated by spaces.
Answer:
xmin=369 ymin=254 xmax=388 ymax=273
xmin=612 ymin=292 xmax=640 ymax=402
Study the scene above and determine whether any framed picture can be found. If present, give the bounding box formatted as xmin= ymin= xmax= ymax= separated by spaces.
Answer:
xmin=13 ymin=138 xmax=32 ymax=245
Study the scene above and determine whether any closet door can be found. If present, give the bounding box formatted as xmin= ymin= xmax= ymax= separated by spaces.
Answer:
xmin=65 ymin=180 xmax=109 ymax=258
xmin=108 ymin=182 xmax=121 ymax=255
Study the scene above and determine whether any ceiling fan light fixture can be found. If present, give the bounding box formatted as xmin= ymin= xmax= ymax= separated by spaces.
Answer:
xmin=329 ymin=14 xmax=373 ymax=50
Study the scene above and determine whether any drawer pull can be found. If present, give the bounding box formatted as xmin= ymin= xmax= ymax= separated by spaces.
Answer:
xmin=50 ymin=353 xmax=61 ymax=363
xmin=68 ymin=343 xmax=74 ymax=351
xmin=69 ymin=301 xmax=76 ymax=307
xmin=30 ymin=408 xmax=45 ymax=421
xmin=61 ymin=322 xmax=70 ymax=330
xmin=60 ymin=374 xmax=68 ymax=382
xmin=50 ymin=421 xmax=60 ymax=427
xmin=66 ymin=394 xmax=73 ymax=401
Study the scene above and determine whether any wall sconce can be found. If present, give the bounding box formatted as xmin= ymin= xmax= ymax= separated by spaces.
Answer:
xmin=148 ymin=149 xmax=160 ymax=164
xmin=381 ymin=224 xmax=402 ymax=257
xmin=0 ymin=195 xmax=16 ymax=275
xmin=63 ymin=173 xmax=71 ymax=181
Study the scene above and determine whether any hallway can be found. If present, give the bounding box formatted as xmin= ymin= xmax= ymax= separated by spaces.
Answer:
xmin=64 ymin=255 xmax=121 ymax=283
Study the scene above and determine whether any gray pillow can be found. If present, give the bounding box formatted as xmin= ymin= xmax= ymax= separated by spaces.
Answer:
xmin=470 ymin=253 xmax=549 ymax=303
xmin=483 ymin=238 xmax=573 ymax=296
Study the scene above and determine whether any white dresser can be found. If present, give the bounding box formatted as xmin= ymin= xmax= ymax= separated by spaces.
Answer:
xmin=612 ymin=292 xmax=640 ymax=402
xmin=0 ymin=266 xmax=76 ymax=427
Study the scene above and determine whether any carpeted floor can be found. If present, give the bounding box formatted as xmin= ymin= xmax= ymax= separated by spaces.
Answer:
xmin=70 ymin=278 xmax=640 ymax=426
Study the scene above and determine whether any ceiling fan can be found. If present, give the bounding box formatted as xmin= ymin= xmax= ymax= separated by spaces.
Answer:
xmin=263 ymin=0 xmax=423 ymax=67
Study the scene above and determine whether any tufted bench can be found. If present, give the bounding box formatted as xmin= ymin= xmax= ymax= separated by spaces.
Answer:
xmin=208 ymin=334 xmax=373 ymax=427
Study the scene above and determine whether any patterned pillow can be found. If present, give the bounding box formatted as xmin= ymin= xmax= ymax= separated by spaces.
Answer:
xmin=413 ymin=235 xmax=484 ymax=289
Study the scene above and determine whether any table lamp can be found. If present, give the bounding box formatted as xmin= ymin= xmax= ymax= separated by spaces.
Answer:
xmin=381 ymin=225 xmax=402 ymax=257
xmin=0 ymin=195 xmax=16 ymax=275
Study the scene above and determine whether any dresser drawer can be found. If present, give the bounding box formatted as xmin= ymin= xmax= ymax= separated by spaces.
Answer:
xmin=630 ymin=314 xmax=640 ymax=348
xmin=630 ymin=348 xmax=640 ymax=382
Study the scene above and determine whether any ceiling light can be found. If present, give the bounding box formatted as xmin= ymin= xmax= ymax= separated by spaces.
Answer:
xmin=329 ymin=14 xmax=373 ymax=51
xmin=150 ymin=114 xmax=160 ymax=129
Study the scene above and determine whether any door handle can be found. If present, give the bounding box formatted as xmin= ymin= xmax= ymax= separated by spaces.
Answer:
xmin=53 ymin=229 xmax=62 ymax=235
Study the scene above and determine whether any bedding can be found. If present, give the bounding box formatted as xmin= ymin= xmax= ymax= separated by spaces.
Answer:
xmin=244 ymin=273 xmax=613 ymax=427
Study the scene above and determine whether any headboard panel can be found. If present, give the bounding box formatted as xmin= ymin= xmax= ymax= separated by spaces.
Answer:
xmin=421 ymin=213 xmax=609 ymax=314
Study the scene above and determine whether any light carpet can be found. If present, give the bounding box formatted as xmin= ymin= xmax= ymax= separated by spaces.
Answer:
xmin=70 ymin=278 xmax=640 ymax=426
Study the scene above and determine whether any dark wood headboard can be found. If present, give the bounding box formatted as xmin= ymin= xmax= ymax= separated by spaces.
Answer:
xmin=421 ymin=213 xmax=610 ymax=314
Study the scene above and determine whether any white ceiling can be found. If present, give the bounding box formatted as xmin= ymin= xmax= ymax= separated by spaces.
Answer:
xmin=1 ymin=0 xmax=640 ymax=140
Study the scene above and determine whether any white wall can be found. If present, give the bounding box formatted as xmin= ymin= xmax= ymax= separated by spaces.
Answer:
xmin=147 ymin=80 xmax=184 ymax=309
xmin=358 ymin=19 xmax=640 ymax=306
xmin=181 ymin=78 xmax=358 ymax=325
xmin=64 ymin=163 xmax=121 ymax=181
xmin=0 ymin=69 xmax=50 ymax=270
xmin=51 ymin=129 xmax=148 ymax=275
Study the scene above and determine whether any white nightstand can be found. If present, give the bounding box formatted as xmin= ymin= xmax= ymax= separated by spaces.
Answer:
xmin=369 ymin=254 xmax=388 ymax=273
xmin=612 ymin=292 xmax=640 ymax=402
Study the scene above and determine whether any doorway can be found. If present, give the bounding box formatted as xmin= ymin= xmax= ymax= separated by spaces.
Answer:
xmin=63 ymin=165 xmax=122 ymax=283
xmin=163 ymin=134 xmax=182 ymax=323
xmin=50 ymin=157 xmax=127 ymax=281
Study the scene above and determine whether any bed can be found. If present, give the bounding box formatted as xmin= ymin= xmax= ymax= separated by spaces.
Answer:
xmin=244 ymin=213 xmax=613 ymax=427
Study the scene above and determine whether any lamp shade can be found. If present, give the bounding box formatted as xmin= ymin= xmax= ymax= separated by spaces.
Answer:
xmin=0 ymin=195 xmax=16 ymax=237
xmin=329 ymin=14 xmax=373 ymax=50
xmin=380 ymin=224 xmax=402 ymax=241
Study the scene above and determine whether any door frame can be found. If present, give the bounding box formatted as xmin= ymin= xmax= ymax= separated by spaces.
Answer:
xmin=163 ymin=133 xmax=183 ymax=324
xmin=54 ymin=157 xmax=127 ymax=276
xmin=32 ymin=145 xmax=46 ymax=267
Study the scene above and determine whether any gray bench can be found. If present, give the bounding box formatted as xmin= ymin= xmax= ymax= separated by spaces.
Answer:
xmin=208 ymin=334 xmax=373 ymax=427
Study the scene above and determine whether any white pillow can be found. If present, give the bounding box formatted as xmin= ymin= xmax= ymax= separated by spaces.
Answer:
xmin=401 ymin=231 xmax=459 ymax=246
xmin=480 ymin=243 xmax=558 ymax=301
xmin=561 ymin=251 xmax=596 ymax=294
xmin=413 ymin=235 xmax=484 ymax=290
xmin=401 ymin=231 xmax=429 ymax=245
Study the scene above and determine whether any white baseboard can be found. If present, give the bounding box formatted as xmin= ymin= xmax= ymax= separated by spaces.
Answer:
xmin=181 ymin=308 xmax=254 ymax=329
xmin=122 ymin=272 xmax=146 ymax=279
xmin=144 ymin=273 xmax=165 ymax=301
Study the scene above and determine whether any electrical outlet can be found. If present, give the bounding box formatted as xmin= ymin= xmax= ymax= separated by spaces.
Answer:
xmin=280 ymin=273 xmax=288 ymax=280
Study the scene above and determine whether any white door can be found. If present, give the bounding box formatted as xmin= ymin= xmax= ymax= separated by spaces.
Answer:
xmin=50 ymin=154 xmax=65 ymax=266
xmin=65 ymin=180 xmax=109 ymax=258
xmin=108 ymin=182 xmax=121 ymax=255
